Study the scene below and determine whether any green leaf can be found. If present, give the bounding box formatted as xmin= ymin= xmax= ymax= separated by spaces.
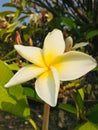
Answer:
xmin=59 ymin=103 xmax=77 ymax=115
xmin=74 ymin=121 xmax=98 ymax=130
xmin=6 ymin=22 xmax=19 ymax=33
xmin=73 ymin=91 xmax=84 ymax=111
xmin=23 ymin=33 xmax=30 ymax=41
xmin=12 ymin=9 xmax=21 ymax=22
xmin=2 ymin=22 xmax=19 ymax=40
xmin=1 ymin=50 xmax=15 ymax=60
xmin=61 ymin=17 xmax=76 ymax=29
xmin=87 ymin=104 xmax=98 ymax=124
xmin=93 ymin=66 xmax=98 ymax=71
xmin=21 ymin=0 xmax=26 ymax=9
xmin=0 ymin=60 xmax=13 ymax=86
xmin=0 ymin=60 xmax=30 ymax=118
xmin=0 ymin=11 xmax=15 ymax=17
xmin=8 ymin=62 xmax=29 ymax=71
xmin=0 ymin=29 xmax=6 ymax=38
xmin=3 ymin=2 xmax=18 ymax=8
xmin=4 ymin=33 xmax=12 ymax=42
xmin=0 ymin=22 xmax=19 ymax=39
xmin=18 ymin=15 xmax=29 ymax=22
xmin=8 ymin=63 xmax=20 ymax=70
xmin=78 ymin=88 xmax=84 ymax=101
xmin=23 ymin=87 xmax=42 ymax=102
xmin=0 ymin=86 xmax=30 ymax=118
xmin=86 ymin=30 xmax=98 ymax=39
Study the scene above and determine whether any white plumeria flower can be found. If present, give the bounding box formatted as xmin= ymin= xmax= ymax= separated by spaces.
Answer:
xmin=5 ymin=29 xmax=97 ymax=107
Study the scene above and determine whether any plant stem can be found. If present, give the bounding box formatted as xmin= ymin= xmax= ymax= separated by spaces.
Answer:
xmin=28 ymin=118 xmax=39 ymax=130
xmin=42 ymin=103 xmax=50 ymax=130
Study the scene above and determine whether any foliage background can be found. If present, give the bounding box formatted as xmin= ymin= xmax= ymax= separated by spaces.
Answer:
xmin=0 ymin=0 xmax=98 ymax=130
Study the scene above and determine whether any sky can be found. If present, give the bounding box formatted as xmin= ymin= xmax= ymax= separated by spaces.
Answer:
xmin=0 ymin=0 xmax=13 ymax=11
xmin=0 ymin=0 xmax=29 ymax=23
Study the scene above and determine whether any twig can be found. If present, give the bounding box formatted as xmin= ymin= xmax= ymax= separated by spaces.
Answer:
xmin=42 ymin=103 xmax=50 ymax=130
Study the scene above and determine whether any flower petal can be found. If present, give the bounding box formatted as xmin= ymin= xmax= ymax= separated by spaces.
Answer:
xmin=43 ymin=29 xmax=65 ymax=65
xmin=14 ymin=45 xmax=45 ymax=67
xmin=65 ymin=36 xmax=73 ymax=51
xmin=5 ymin=65 xmax=46 ymax=87
xmin=53 ymin=51 xmax=97 ymax=81
xmin=35 ymin=67 xmax=60 ymax=107
xmin=73 ymin=42 xmax=89 ymax=49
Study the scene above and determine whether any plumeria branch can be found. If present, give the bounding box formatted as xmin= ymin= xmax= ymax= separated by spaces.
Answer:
xmin=15 ymin=31 xmax=22 ymax=68
xmin=42 ymin=103 xmax=50 ymax=130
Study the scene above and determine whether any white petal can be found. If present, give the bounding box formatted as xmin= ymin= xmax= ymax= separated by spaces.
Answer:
xmin=53 ymin=51 xmax=97 ymax=81
xmin=35 ymin=67 xmax=60 ymax=107
xmin=65 ymin=36 xmax=73 ymax=51
xmin=14 ymin=45 xmax=45 ymax=67
xmin=73 ymin=42 xmax=89 ymax=49
xmin=5 ymin=65 xmax=46 ymax=87
xmin=43 ymin=29 xmax=65 ymax=65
